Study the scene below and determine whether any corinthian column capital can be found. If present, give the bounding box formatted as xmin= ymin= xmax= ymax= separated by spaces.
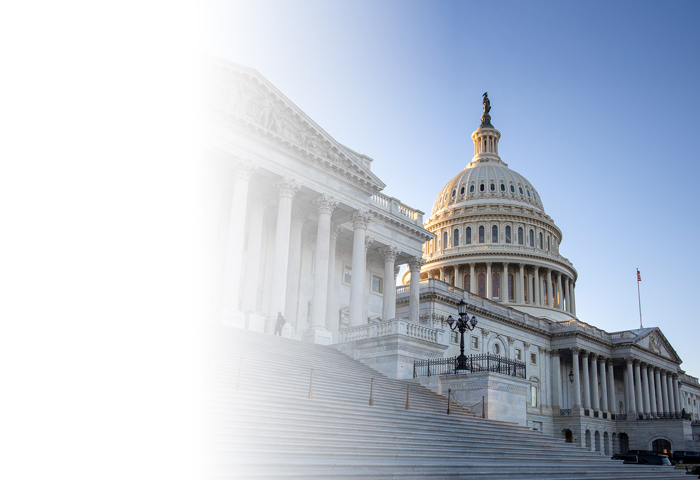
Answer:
xmin=379 ymin=245 xmax=401 ymax=262
xmin=351 ymin=210 xmax=372 ymax=229
xmin=232 ymin=157 xmax=258 ymax=180
xmin=407 ymin=256 xmax=425 ymax=271
xmin=313 ymin=193 xmax=339 ymax=215
xmin=275 ymin=176 xmax=301 ymax=198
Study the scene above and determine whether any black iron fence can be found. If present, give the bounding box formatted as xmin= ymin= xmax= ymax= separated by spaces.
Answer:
xmin=413 ymin=354 xmax=526 ymax=379
xmin=636 ymin=412 xmax=693 ymax=421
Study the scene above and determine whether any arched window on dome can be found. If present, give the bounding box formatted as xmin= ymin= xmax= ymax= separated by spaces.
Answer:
xmin=464 ymin=274 xmax=471 ymax=293
xmin=510 ymin=185 xmax=515 ymax=193
xmin=478 ymin=273 xmax=486 ymax=297
xmin=529 ymin=229 xmax=534 ymax=247
xmin=500 ymin=183 xmax=505 ymax=191
xmin=466 ymin=227 xmax=472 ymax=244
xmin=505 ymin=226 xmax=511 ymax=244
xmin=454 ymin=229 xmax=459 ymax=247
xmin=492 ymin=225 xmax=498 ymax=243
xmin=479 ymin=183 xmax=485 ymax=192
xmin=539 ymin=232 xmax=543 ymax=249
xmin=460 ymin=185 xmax=465 ymax=195
xmin=470 ymin=184 xmax=475 ymax=193
xmin=492 ymin=273 xmax=501 ymax=299
xmin=479 ymin=226 xmax=484 ymax=243
xmin=518 ymin=227 xmax=523 ymax=245
xmin=508 ymin=273 xmax=514 ymax=301
xmin=444 ymin=231 xmax=448 ymax=249
xmin=490 ymin=183 xmax=495 ymax=191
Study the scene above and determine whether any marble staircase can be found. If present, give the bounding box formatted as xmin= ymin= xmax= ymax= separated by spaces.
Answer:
xmin=202 ymin=326 xmax=684 ymax=479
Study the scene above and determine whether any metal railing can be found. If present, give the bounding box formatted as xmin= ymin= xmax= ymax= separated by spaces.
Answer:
xmin=413 ymin=354 xmax=526 ymax=379
xmin=560 ymin=409 xmax=572 ymax=416
xmin=636 ymin=412 xmax=693 ymax=421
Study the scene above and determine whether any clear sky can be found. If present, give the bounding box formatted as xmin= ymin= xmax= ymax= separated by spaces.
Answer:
xmin=204 ymin=0 xmax=700 ymax=374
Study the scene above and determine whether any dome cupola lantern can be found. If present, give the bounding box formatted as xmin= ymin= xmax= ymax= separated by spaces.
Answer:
xmin=469 ymin=92 xmax=503 ymax=168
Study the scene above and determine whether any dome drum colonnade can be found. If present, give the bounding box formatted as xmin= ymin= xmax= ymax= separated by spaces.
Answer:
xmin=416 ymin=96 xmax=577 ymax=319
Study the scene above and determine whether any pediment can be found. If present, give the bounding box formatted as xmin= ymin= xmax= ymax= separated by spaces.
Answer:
xmin=633 ymin=328 xmax=682 ymax=363
xmin=203 ymin=56 xmax=385 ymax=192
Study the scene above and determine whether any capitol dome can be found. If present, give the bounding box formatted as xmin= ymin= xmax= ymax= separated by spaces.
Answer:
xmin=408 ymin=95 xmax=578 ymax=322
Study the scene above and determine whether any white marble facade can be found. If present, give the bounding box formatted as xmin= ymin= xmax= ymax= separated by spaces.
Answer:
xmin=203 ymin=56 xmax=700 ymax=454
xmin=202 ymin=56 xmax=430 ymax=345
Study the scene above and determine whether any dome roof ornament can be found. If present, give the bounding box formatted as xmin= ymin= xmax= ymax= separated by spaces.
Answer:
xmin=480 ymin=92 xmax=493 ymax=128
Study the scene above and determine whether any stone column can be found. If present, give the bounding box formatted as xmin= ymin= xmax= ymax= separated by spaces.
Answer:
xmin=626 ymin=357 xmax=636 ymax=415
xmin=507 ymin=336 xmax=515 ymax=359
xmin=304 ymin=194 xmax=338 ymax=344
xmin=673 ymin=374 xmax=681 ymax=413
xmin=598 ymin=357 xmax=608 ymax=412
xmin=533 ymin=266 xmax=540 ymax=306
xmin=552 ymin=350 xmax=562 ymax=410
xmin=565 ymin=278 xmax=571 ymax=313
xmin=667 ymin=374 xmax=675 ymax=414
xmin=633 ymin=360 xmax=644 ymax=414
xmin=349 ymin=211 xmax=372 ymax=327
xmin=326 ymin=224 xmax=343 ymax=339
xmin=283 ymin=208 xmax=307 ymax=329
xmin=469 ymin=263 xmax=476 ymax=293
xmin=546 ymin=269 xmax=553 ymax=307
xmin=518 ymin=263 xmax=525 ymax=303
xmin=647 ymin=366 xmax=657 ymax=415
xmin=571 ymin=282 xmax=577 ymax=315
xmin=439 ymin=267 xmax=445 ymax=282
xmin=486 ymin=262 xmax=492 ymax=299
xmin=581 ymin=351 xmax=591 ymax=409
xmin=654 ymin=367 xmax=663 ymax=414
xmin=607 ymin=359 xmax=616 ymax=414
xmin=541 ymin=347 xmax=550 ymax=408
xmin=454 ymin=265 xmax=461 ymax=289
xmin=590 ymin=354 xmax=600 ymax=411
xmin=641 ymin=363 xmax=650 ymax=414
xmin=241 ymin=199 xmax=266 ymax=313
xmin=408 ymin=257 xmax=424 ymax=323
xmin=556 ymin=272 xmax=564 ymax=310
xmin=660 ymin=370 xmax=669 ymax=414
xmin=571 ymin=347 xmax=582 ymax=407
xmin=266 ymin=177 xmax=300 ymax=333
xmin=502 ymin=262 xmax=509 ymax=302
xmin=379 ymin=245 xmax=401 ymax=322
xmin=221 ymin=159 xmax=258 ymax=324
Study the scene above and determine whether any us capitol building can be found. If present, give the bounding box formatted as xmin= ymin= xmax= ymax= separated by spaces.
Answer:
xmin=202 ymin=55 xmax=700 ymax=456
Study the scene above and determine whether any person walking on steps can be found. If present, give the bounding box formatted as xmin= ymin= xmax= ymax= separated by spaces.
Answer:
xmin=274 ymin=312 xmax=286 ymax=336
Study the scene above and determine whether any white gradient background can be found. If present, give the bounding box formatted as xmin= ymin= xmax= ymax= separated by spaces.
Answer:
xmin=1 ymin=1 xmax=198 ymax=479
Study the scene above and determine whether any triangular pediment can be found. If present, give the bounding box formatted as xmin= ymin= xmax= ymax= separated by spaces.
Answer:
xmin=631 ymin=328 xmax=682 ymax=363
xmin=203 ymin=56 xmax=385 ymax=193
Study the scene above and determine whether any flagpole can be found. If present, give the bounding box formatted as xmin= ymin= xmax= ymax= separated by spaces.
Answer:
xmin=637 ymin=268 xmax=643 ymax=329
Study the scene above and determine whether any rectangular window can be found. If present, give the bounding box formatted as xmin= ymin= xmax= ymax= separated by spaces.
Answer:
xmin=530 ymin=353 xmax=537 ymax=365
xmin=470 ymin=336 xmax=479 ymax=350
xmin=515 ymin=348 xmax=522 ymax=361
xmin=450 ymin=331 xmax=458 ymax=344
xmin=343 ymin=265 xmax=352 ymax=285
xmin=371 ymin=275 xmax=383 ymax=295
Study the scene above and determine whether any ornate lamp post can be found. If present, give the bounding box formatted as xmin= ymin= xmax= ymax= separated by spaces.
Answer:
xmin=446 ymin=299 xmax=478 ymax=372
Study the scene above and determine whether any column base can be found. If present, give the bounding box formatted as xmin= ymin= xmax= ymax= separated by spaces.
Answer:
xmin=247 ymin=312 xmax=267 ymax=333
xmin=302 ymin=327 xmax=333 ymax=345
xmin=222 ymin=306 xmax=245 ymax=328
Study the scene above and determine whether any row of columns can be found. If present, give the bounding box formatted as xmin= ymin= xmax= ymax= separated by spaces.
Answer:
xmin=222 ymin=161 xmax=424 ymax=337
xmin=433 ymin=262 xmax=576 ymax=315
xmin=565 ymin=348 xmax=617 ymax=412
xmin=623 ymin=358 xmax=681 ymax=416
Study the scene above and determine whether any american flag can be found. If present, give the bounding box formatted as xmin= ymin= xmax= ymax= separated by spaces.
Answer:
xmin=637 ymin=269 xmax=641 ymax=282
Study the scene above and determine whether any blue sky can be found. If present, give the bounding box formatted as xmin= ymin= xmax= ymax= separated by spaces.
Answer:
xmin=204 ymin=1 xmax=700 ymax=372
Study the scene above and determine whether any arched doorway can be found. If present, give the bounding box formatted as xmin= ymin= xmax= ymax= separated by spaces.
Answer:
xmin=652 ymin=438 xmax=672 ymax=455
xmin=563 ymin=429 xmax=574 ymax=443
xmin=619 ymin=433 xmax=629 ymax=453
